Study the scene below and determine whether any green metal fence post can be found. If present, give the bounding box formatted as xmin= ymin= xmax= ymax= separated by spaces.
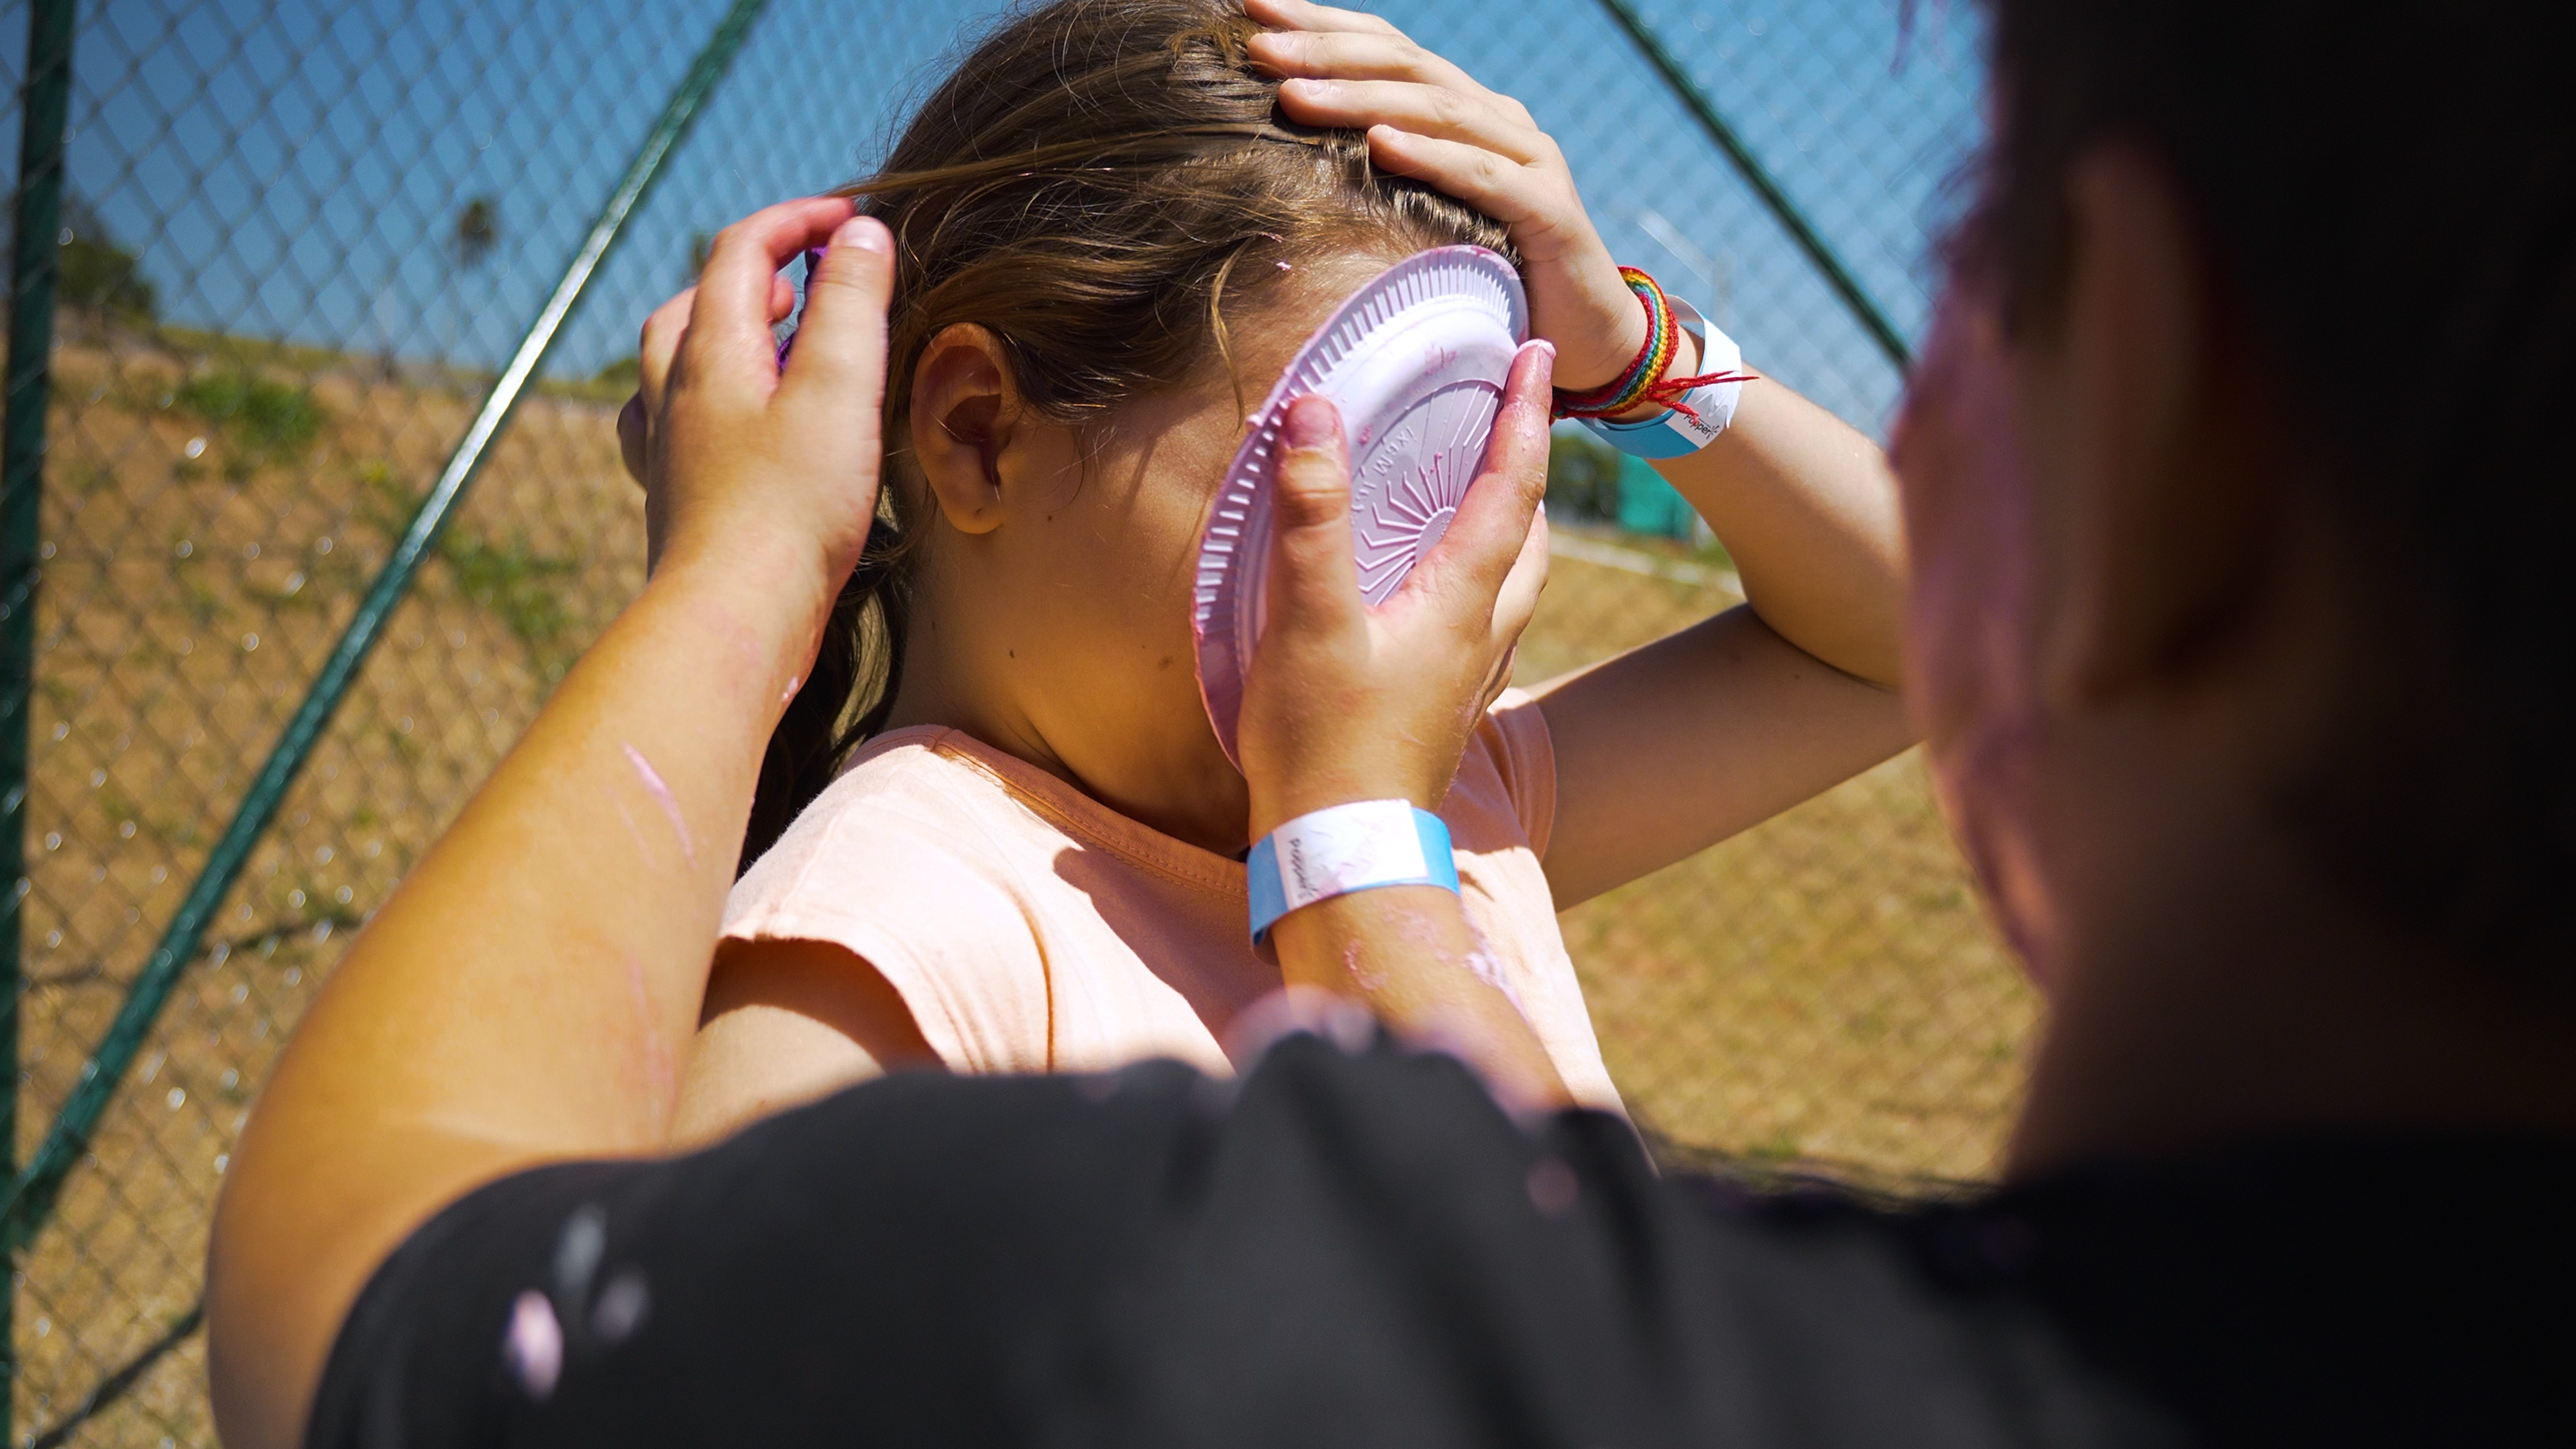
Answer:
xmin=0 ymin=0 xmax=769 ymax=1265
xmin=1593 ymin=0 xmax=1915 ymax=370
xmin=3 ymin=1 xmax=80 ymax=1436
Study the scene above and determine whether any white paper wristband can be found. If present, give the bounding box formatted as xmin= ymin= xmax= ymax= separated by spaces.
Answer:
xmin=1246 ymin=800 xmax=1461 ymax=943
xmin=1577 ymin=295 xmax=1744 ymax=459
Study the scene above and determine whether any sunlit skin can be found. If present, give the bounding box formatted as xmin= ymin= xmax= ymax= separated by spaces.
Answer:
xmin=1248 ymin=0 xmax=1915 ymax=903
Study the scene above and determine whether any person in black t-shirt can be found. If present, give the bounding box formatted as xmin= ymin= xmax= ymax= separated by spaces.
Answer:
xmin=209 ymin=0 xmax=2576 ymax=1445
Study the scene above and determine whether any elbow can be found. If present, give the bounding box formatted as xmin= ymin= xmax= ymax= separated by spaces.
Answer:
xmin=204 ymin=1136 xmax=347 ymax=1449
xmin=1850 ymin=647 xmax=1907 ymax=696
xmin=205 ymin=1196 xmax=299 ymax=1449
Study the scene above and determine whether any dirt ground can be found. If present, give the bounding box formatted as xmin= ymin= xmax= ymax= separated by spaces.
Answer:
xmin=15 ymin=336 xmax=645 ymax=1444
xmin=9 ymin=338 xmax=2030 ymax=1444
xmin=1513 ymin=538 xmax=2034 ymax=1183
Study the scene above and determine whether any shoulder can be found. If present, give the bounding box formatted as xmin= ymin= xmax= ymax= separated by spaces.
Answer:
xmin=1104 ymin=1037 xmax=2159 ymax=1444
xmin=726 ymin=728 xmax=1041 ymax=941
xmin=308 ymin=1038 xmax=2166 ymax=1448
xmin=722 ymin=729 xmax=1061 ymax=1071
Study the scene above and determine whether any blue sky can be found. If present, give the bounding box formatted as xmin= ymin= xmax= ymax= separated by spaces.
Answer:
xmin=9 ymin=0 xmax=1984 ymax=435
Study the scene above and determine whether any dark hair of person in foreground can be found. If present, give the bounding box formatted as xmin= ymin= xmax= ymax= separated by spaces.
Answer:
xmin=266 ymin=0 xmax=2576 ymax=1444
xmin=1965 ymin=0 xmax=2576 ymax=987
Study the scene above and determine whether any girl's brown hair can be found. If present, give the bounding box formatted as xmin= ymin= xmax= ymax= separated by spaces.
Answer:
xmin=743 ymin=0 xmax=1513 ymax=867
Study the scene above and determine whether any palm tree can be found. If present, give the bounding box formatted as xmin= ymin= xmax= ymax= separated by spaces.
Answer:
xmin=453 ymin=196 xmax=500 ymax=271
xmin=442 ymin=196 xmax=500 ymax=382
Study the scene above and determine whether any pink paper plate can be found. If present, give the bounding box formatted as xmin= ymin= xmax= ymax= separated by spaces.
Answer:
xmin=1192 ymin=246 xmax=1528 ymax=768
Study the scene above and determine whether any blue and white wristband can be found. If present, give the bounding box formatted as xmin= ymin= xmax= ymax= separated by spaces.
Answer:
xmin=1246 ymin=799 xmax=1460 ymax=944
xmin=1578 ymin=294 xmax=1745 ymax=460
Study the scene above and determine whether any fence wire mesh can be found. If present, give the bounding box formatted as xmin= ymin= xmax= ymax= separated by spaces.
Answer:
xmin=3 ymin=0 xmax=2011 ymax=1441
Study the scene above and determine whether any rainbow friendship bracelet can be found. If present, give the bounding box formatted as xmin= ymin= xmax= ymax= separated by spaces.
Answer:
xmin=1554 ymin=266 xmax=1758 ymax=425
xmin=1553 ymin=267 xmax=1678 ymax=419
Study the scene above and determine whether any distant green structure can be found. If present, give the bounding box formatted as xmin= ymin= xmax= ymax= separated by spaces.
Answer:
xmin=1544 ymin=422 xmax=1703 ymax=543
xmin=1615 ymin=452 xmax=1699 ymax=541
xmin=1545 ymin=423 xmax=1620 ymax=522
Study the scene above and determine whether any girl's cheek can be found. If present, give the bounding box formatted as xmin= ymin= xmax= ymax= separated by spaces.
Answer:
xmin=1890 ymin=288 xmax=2062 ymax=990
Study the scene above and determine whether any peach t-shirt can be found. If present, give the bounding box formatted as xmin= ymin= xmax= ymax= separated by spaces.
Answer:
xmin=720 ymin=690 xmax=1622 ymax=1110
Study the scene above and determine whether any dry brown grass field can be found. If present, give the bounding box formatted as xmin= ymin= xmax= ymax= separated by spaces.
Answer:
xmin=1515 ymin=533 xmax=2035 ymax=1184
xmin=10 ymin=338 xmax=2031 ymax=1443
xmin=17 ymin=335 xmax=644 ymax=1444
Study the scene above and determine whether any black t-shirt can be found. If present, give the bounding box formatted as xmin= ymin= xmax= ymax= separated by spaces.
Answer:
xmin=309 ymin=1033 xmax=2575 ymax=1447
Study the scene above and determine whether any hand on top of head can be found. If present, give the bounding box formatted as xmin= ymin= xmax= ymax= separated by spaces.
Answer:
xmin=1244 ymin=0 xmax=1661 ymax=400
xmin=1236 ymin=339 xmax=1556 ymax=838
xmin=614 ymin=197 xmax=894 ymax=604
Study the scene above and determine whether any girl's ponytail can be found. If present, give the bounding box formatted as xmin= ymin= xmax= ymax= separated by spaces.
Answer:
xmin=740 ymin=519 xmax=912 ymax=873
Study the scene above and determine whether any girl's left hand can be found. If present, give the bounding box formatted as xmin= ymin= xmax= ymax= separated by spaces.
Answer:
xmin=1245 ymin=0 xmax=1670 ymax=400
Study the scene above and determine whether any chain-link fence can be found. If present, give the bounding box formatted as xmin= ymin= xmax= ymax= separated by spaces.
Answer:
xmin=2 ymin=0 xmax=2007 ymax=1441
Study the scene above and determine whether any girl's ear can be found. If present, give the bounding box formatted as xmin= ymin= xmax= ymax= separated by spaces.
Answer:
xmin=910 ymin=323 xmax=1018 ymax=535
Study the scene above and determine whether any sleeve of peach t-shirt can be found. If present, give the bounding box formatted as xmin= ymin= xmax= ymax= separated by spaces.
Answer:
xmin=1477 ymin=689 xmax=1557 ymax=855
xmin=1438 ymin=690 xmax=1628 ymax=1114
xmin=1436 ymin=689 xmax=1559 ymax=863
xmin=721 ymin=771 xmax=1056 ymax=1075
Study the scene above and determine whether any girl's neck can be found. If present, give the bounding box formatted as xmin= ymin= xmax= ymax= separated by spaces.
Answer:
xmin=878 ymin=629 xmax=1255 ymax=858
xmin=879 ymin=655 xmax=1071 ymax=786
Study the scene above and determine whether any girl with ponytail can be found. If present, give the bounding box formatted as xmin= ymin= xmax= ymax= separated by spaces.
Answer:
xmin=645 ymin=0 xmax=1911 ymax=1137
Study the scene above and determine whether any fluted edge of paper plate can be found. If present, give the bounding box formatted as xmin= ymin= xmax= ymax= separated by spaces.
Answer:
xmin=1191 ymin=246 xmax=1528 ymax=767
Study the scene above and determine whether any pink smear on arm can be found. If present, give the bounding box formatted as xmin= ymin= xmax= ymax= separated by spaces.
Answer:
xmin=623 ymin=743 xmax=695 ymax=865
xmin=1340 ymin=938 xmax=1389 ymax=997
xmin=625 ymin=953 xmax=678 ymax=1122
xmin=1463 ymin=939 xmax=1530 ymax=1022
xmin=610 ymin=790 xmax=657 ymax=870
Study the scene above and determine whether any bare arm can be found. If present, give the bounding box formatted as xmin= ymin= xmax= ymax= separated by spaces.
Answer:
xmin=1650 ymin=371 xmax=1907 ymax=689
xmin=206 ymin=198 xmax=898 ymax=1449
xmin=1254 ymin=0 xmax=1916 ymax=908
xmin=1243 ymin=371 xmax=1568 ymax=1110
xmin=669 ymin=938 xmax=943 ymax=1147
xmin=1530 ymin=378 xmax=1912 ymax=905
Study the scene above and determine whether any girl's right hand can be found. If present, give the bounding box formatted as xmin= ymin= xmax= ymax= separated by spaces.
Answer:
xmin=1234 ymin=340 xmax=1570 ymax=1110
xmin=1245 ymin=0 xmax=1678 ymax=404
xmin=615 ymin=197 xmax=894 ymax=607
xmin=1236 ymin=341 xmax=1556 ymax=839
